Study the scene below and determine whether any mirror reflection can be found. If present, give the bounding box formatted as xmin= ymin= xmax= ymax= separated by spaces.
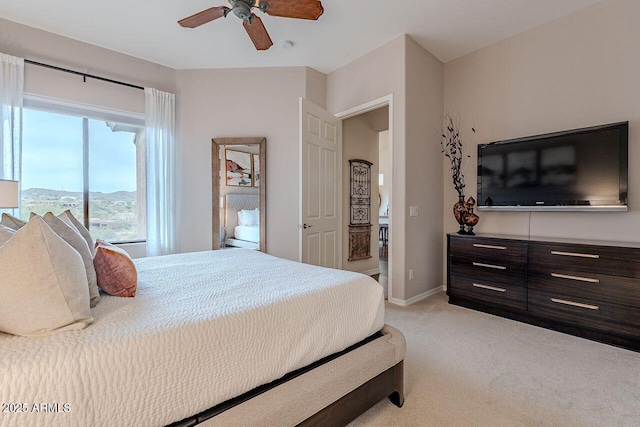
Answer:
xmin=212 ymin=138 xmax=266 ymax=252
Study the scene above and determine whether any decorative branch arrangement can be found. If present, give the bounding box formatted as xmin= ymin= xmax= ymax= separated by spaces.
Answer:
xmin=440 ymin=112 xmax=479 ymax=234
xmin=440 ymin=112 xmax=472 ymax=198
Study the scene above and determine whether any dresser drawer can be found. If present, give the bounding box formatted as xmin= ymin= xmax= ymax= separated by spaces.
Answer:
xmin=528 ymin=265 xmax=640 ymax=308
xmin=450 ymin=255 xmax=526 ymax=287
xmin=449 ymin=235 xmax=528 ymax=262
xmin=529 ymin=242 xmax=640 ymax=279
xmin=449 ymin=274 xmax=527 ymax=311
xmin=528 ymin=289 xmax=640 ymax=338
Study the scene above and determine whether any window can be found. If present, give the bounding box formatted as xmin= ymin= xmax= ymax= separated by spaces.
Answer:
xmin=21 ymin=100 xmax=145 ymax=243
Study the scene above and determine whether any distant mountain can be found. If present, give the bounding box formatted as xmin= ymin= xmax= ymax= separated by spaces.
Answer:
xmin=23 ymin=188 xmax=136 ymax=202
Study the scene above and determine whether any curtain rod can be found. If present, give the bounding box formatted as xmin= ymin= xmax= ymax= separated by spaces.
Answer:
xmin=25 ymin=59 xmax=145 ymax=91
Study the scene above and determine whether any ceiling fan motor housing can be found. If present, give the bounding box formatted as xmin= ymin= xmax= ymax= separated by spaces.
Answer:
xmin=229 ymin=0 xmax=255 ymax=21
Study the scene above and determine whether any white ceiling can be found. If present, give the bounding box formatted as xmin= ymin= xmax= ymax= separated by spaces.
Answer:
xmin=0 ymin=0 xmax=603 ymax=73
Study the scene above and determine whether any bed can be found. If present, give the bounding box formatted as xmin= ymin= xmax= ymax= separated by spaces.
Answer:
xmin=0 ymin=249 xmax=404 ymax=426
xmin=224 ymin=193 xmax=260 ymax=250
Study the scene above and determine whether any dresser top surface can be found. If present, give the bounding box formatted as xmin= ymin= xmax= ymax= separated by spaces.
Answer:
xmin=448 ymin=233 xmax=640 ymax=249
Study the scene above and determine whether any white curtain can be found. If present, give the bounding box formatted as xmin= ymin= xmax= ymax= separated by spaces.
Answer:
xmin=0 ymin=53 xmax=24 ymax=215
xmin=145 ymin=88 xmax=176 ymax=256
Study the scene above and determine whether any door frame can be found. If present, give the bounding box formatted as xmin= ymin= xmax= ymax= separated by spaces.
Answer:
xmin=335 ymin=94 xmax=394 ymax=300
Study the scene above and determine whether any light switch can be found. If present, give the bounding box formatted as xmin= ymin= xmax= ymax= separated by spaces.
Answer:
xmin=410 ymin=206 xmax=419 ymax=217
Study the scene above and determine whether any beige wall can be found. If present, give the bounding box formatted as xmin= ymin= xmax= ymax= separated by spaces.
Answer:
xmin=0 ymin=18 xmax=175 ymax=114
xmin=444 ymin=0 xmax=640 ymax=250
xmin=328 ymin=36 xmax=407 ymax=300
xmin=175 ymin=67 xmax=325 ymax=261
xmin=328 ymin=35 xmax=444 ymax=302
xmin=405 ymin=37 xmax=444 ymax=299
xmin=305 ymin=68 xmax=327 ymax=110
xmin=342 ymin=113 xmax=380 ymax=274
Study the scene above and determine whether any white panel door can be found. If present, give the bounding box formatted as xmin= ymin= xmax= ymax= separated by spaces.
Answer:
xmin=300 ymin=98 xmax=341 ymax=268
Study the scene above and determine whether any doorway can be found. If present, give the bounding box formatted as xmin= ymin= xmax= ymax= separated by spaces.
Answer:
xmin=299 ymin=95 xmax=394 ymax=299
xmin=338 ymin=100 xmax=392 ymax=299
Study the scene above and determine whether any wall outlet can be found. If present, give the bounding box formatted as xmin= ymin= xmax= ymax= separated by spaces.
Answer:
xmin=410 ymin=206 xmax=419 ymax=217
xmin=409 ymin=269 xmax=414 ymax=280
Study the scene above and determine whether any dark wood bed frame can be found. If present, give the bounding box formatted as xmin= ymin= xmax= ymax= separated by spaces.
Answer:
xmin=168 ymin=332 xmax=404 ymax=427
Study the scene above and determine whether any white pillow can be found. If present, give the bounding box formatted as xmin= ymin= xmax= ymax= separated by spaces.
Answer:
xmin=58 ymin=210 xmax=94 ymax=253
xmin=240 ymin=209 xmax=259 ymax=226
xmin=0 ymin=224 xmax=16 ymax=246
xmin=41 ymin=212 xmax=100 ymax=308
xmin=0 ymin=217 xmax=92 ymax=337
xmin=237 ymin=210 xmax=246 ymax=226
xmin=1 ymin=213 xmax=26 ymax=230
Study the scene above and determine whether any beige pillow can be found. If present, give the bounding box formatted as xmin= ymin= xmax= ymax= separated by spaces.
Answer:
xmin=0 ymin=217 xmax=93 ymax=337
xmin=58 ymin=210 xmax=94 ymax=253
xmin=1 ymin=213 xmax=26 ymax=230
xmin=0 ymin=224 xmax=16 ymax=246
xmin=42 ymin=212 xmax=101 ymax=308
xmin=94 ymin=240 xmax=137 ymax=297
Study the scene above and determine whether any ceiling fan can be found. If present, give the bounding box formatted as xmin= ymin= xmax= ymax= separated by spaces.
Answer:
xmin=178 ymin=0 xmax=324 ymax=51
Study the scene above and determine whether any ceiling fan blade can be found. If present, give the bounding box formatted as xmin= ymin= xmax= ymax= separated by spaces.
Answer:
xmin=178 ymin=6 xmax=229 ymax=28
xmin=261 ymin=0 xmax=324 ymax=20
xmin=243 ymin=15 xmax=273 ymax=51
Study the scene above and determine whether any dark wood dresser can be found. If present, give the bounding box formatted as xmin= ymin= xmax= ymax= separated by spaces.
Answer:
xmin=447 ymin=233 xmax=640 ymax=351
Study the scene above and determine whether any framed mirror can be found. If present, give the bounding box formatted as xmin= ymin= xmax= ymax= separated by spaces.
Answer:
xmin=212 ymin=137 xmax=266 ymax=252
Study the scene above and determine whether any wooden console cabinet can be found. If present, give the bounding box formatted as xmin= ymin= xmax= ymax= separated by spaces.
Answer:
xmin=447 ymin=233 xmax=640 ymax=351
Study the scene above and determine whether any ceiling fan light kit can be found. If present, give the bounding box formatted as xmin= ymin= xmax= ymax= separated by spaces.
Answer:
xmin=178 ymin=0 xmax=323 ymax=51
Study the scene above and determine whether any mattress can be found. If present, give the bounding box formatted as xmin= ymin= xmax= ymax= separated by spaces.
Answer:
xmin=225 ymin=237 xmax=259 ymax=250
xmin=234 ymin=224 xmax=260 ymax=243
xmin=0 ymin=249 xmax=384 ymax=427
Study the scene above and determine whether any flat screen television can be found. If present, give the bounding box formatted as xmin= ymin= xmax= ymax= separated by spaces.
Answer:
xmin=477 ymin=122 xmax=628 ymax=211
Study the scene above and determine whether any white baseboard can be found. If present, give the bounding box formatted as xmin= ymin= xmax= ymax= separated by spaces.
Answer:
xmin=388 ymin=286 xmax=442 ymax=307
xmin=362 ymin=268 xmax=381 ymax=276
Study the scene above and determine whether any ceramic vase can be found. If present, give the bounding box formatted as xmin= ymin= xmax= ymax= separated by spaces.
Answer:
xmin=463 ymin=196 xmax=480 ymax=235
xmin=453 ymin=195 xmax=467 ymax=235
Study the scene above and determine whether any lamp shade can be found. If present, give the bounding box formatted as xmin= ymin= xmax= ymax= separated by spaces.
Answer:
xmin=0 ymin=180 xmax=19 ymax=208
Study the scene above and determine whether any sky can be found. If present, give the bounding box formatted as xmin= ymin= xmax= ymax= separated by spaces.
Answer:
xmin=22 ymin=109 xmax=139 ymax=193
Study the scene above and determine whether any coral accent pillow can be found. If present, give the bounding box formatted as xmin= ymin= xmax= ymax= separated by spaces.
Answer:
xmin=93 ymin=240 xmax=137 ymax=297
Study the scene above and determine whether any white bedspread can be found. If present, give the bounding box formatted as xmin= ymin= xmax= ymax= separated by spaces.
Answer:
xmin=0 ymin=249 xmax=384 ymax=427
xmin=234 ymin=224 xmax=260 ymax=243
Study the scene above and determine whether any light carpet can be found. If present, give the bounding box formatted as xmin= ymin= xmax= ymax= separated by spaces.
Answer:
xmin=349 ymin=291 xmax=640 ymax=426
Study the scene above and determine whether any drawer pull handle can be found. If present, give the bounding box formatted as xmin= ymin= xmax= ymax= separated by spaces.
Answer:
xmin=473 ymin=283 xmax=507 ymax=293
xmin=472 ymin=262 xmax=507 ymax=270
xmin=551 ymin=298 xmax=599 ymax=310
xmin=473 ymin=244 xmax=507 ymax=250
xmin=551 ymin=251 xmax=599 ymax=259
xmin=551 ymin=273 xmax=600 ymax=284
